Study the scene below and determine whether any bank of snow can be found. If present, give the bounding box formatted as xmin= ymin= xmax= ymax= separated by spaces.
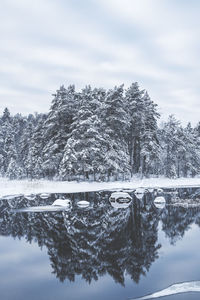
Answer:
xmin=0 ymin=177 xmax=200 ymax=198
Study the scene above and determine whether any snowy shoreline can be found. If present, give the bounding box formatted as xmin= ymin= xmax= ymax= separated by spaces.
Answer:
xmin=0 ymin=177 xmax=200 ymax=198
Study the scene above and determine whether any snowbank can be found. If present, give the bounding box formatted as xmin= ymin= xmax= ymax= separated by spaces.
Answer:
xmin=0 ymin=177 xmax=200 ymax=198
xmin=132 ymin=280 xmax=200 ymax=299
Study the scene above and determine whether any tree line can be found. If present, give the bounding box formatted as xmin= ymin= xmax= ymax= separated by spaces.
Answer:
xmin=0 ymin=82 xmax=200 ymax=180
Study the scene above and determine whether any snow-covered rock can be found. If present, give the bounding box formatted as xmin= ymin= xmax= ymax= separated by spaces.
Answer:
xmin=77 ymin=200 xmax=90 ymax=207
xmin=24 ymin=194 xmax=36 ymax=201
xmin=147 ymin=188 xmax=154 ymax=193
xmin=155 ymin=188 xmax=164 ymax=195
xmin=154 ymin=196 xmax=166 ymax=203
xmin=52 ymin=199 xmax=71 ymax=207
xmin=109 ymin=192 xmax=132 ymax=204
xmin=40 ymin=193 xmax=50 ymax=199
xmin=134 ymin=188 xmax=147 ymax=200
xmin=154 ymin=196 xmax=166 ymax=208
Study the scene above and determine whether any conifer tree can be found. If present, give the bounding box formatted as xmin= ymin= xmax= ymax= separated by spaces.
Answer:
xmin=125 ymin=83 xmax=145 ymax=175
xmin=59 ymin=86 xmax=106 ymax=180
xmin=103 ymin=85 xmax=130 ymax=179
xmin=139 ymin=91 xmax=160 ymax=176
xmin=42 ymin=85 xmax=77 ymax=178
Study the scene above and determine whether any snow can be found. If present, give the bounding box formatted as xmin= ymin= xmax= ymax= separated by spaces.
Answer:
xmin=40 ymin=193 xmax=50 ymax=199
xmin=0 ymin=177 xmax=200 ymax=198
xmin=154 ymin=196 xmax=166 ymax=209
xmin=15 ymin=205 xmax=71 ymax=213
xmin=153 ymin=202 xmax=166 ymax=209
xmin=24 ymin=194 xmax=36 ymax=201
xmin=109 ymin=192 xmax=132 ymax=200
xmin=135 ymin=187 xmax=149 ymax=200
xmin=154 ymin=196 xmax=166 ymax=204
xmin=110 ymin=202 xmax=131 ymax=209
xmin=77 ymin=200 xmax=90 ymax=207
xmin=135 ymin=187 xmax=147 ymax=194
xmin=132 ymin=280 xmax=200 ymax=299
xmin=52 ymin=199 xmax=71 ymax=207
xmin=156 ymin=188 xmax=164 ymax=193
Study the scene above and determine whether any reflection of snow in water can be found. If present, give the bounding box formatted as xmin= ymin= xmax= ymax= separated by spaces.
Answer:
xmin=147 ymin=188 xmax=154 ymax=193
xmin=154 ymin=196 xmax=165 ymax=203
xmin=132 ymin=280 xmax=200 ymax=299
xmin=154 ymin=196 xmax=166 ymax=209
xmin=169 ymin=195 xmax=200 ymax=208
xmin=109 ymin=192 xmax=132 ymax=208
xmin=16 ymin=198 xmax=72 ymax=212
xmin=110 ymin=202 xmax=131 ymax=209
xmin=156 ymin=188 xmax=163 ymax=194
xmin=14 ymin=205 xmax=71 ymax=213
xmin=109 ymin=192 xmax=132 ymax=201
xmin=1 ymin=194 xmax=23 ymax=200
xmin=153 ymin=202 xmax=166 ymax=209
xmin=154 ymin=196 xmax=166 ymax=208
xmin=170 ymin=202 xmax=200 ymax=208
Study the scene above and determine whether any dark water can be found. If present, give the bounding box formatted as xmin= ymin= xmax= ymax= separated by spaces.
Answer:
xmin=1 ymin=187 xmax=200 ymax=300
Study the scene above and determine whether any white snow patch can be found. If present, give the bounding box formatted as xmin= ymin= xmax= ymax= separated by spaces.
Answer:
xmin=24 ymin=194 xmax=36 ymax=201
xmin=109 ymin=192 xmax=132 ymax=200
xmin=0 ymin=177 xmax=200 ymax=198
xmin=40 ymin=193 xmax=50 ymax=199
xmin=132 ymin=280 xmax=200 ymax=299
xmin=77 ymin=200 xmax=90 ymax=207
xmin=52 ymin=199 xmax=71 ymax=207
xmin=154 ymin=196 xmax=166 ymax=204
xmin=110 ymin=202 xmax=131 ymax=209
xmin=15 ymin=205 xmax=71 ymax=213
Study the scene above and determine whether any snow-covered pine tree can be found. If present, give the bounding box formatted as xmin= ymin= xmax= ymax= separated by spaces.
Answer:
xmin=180 ymin=123 xmax=200 ymax=177
xmin=19 ymin=115 xmax=35 ymax=177
xmin=159 ymin=117 xmax=200 ymax=178
xmin=1 ymin=109 xmax=15 ymax=174
xmin=139 ymin=91 xmax=161 ymax=176
xmin=42 ymin=85 xmax=77 ymax=178
xmin=6 ymin=157 xmax=24 ymax=180
xmin=59 ymin=86 xmax=106 ymax=180
xmin=25 ymin=114 xmax=46 ymax=179
xmin=160 ymin=115 xmax=182 ymax=178
xmin=0 ymin=108 xmax=24 ymax=178
xmin=103 ymin=85 xmax=130 ymax=180
xmin=125 ymin=82 xmax=145 ymax=175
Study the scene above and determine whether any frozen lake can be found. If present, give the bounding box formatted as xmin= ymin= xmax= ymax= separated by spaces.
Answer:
xmin=1 ymin=187 xmax=200 ymax=300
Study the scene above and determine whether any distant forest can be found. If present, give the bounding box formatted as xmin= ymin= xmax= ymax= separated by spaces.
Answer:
xmin=0 ymin=83 xmax=200 ymax=180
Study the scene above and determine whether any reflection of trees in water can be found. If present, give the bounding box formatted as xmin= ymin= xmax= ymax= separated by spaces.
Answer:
xmin=161 ymin=206 xmax=199 ymax=244
xmin=127 ymin=195 xmax=161 ymax=283
xmin=0 ymin=191 xmax=165 ymax=285
xmin=160 ymin=188 xmax=200 ymax=245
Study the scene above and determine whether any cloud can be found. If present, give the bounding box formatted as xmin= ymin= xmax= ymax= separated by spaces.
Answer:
xmin=0 ymin=0 xmax=199 ymax=124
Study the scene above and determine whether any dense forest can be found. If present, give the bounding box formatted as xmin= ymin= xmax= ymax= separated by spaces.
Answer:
xmin=0 ymin=82 xmax=200 ymax=180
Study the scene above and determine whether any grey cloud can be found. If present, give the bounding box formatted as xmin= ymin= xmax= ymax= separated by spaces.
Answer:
xmin=0 ymin=0 xmax=199 ymax=124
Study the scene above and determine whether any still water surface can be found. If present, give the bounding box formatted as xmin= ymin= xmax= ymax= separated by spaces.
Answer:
xmin=1 ymin=187 xmax=200 ymax=300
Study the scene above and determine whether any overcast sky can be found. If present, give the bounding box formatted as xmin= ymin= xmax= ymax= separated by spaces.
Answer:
xmin=0 ymin=0 xmax=200 ymax=124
